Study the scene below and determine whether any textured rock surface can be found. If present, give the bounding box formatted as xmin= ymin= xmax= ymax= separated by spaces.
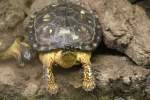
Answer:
xmin=0 ymin=0 xmax=26 ymax=31
xmin=0 ymin=52 xmax=149 ymax=100
xmin=81 ymin=0 xmax=150 ymax=66
xmin=0 ymin=0 xmax=34 ymax=52
xmin=0 ymin=0 xmax=150 ymax=100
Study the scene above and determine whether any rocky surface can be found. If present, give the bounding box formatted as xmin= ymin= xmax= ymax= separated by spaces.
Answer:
xmin=81 ymin=0 xmax=150 ymax=66
xmin=0 ymin=51 xmax=149 ymax=100
xmin=0 ymin=0 xmax=150 ymax=100
xmin=0 ymin=0 xmax=33 ymax=52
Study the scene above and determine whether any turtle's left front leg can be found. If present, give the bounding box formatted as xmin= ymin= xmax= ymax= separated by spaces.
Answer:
xmin=77 ymin=52 xmax=95 ymax=91
xmin=39 ymin=52 xmax=58 ymax=94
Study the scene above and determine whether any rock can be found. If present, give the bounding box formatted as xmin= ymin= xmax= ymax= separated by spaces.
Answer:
xmin=22 ymin=82 xmax=38 ymax=97
xmin=0 ymin=0 xmax=26 ymax=31
xmin=0 ymin=33 xmax=15 ymax=52
xmin=30 ymin=0 xmax=58 ymax=13
xmin=35 ymin=53 xmax=150 ymax=100
xmin=80 ymin=0 xmax=150 ymax=66
xmin=0 ymin=67 xmax=16 ymax=86
xmin=0 ymin=51 xmax=149 ymax=100
xmin=0 ymin=0 xmax=149 ymax=100
xmin=0 ymin=0 xmax=33 ymax=53
xmin=0 ymin=60 xmax=41 ymax=99
xmin=94 ymin=55 xmax=150 ymax=85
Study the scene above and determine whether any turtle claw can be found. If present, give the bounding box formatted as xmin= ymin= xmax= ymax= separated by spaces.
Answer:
xmin=83 ymin=79 xmax=95 ymax=91
xmin=48 ymin=83 xmax=59 ymax=95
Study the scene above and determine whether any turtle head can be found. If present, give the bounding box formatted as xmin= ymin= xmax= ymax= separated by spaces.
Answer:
xmin=62 ymin=50 xmax=77 ymax=60
xmin=60 ymin=50 xmax=77 ymax=68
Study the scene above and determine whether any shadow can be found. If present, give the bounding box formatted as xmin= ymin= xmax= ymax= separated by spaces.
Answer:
xmin=128 ymin=0 xmax=145 ymax=4
xmin=53 ymin=64 xmax=81 ymax=75
xmin=129 ymin=0 xmax=150 ymax=19
xmin=93 ymin=40 xmax=125 ymax=57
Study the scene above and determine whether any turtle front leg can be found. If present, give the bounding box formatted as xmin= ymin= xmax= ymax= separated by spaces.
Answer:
xmin=77 ymin=52 xmax=95 ymax=91
xmin=39 ymin=52 xmax=58 ymax=94
xmin=3 ymin=37 xmax=33 ymax=67
xmin=0 ymin=37 xmax=24 ymax=66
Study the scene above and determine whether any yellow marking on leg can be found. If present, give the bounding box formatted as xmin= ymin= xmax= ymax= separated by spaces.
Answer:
xmin=77 ymin=51 xmax=95 ymax=91
xmin=39 ymin=52 xmax=58 ymax=94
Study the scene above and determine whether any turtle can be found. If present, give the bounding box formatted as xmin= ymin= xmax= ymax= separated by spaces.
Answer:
xmin=0 ymin=3 xmax=102 ymax=94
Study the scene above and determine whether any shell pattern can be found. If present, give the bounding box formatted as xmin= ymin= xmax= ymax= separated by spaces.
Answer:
xmin=26 ymin=3 xmax=102 ymax=52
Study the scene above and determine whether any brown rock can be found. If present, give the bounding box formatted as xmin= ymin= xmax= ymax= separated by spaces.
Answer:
xmin=0 ymin=0 xmax=33 ymax=52
xmin=0 ymin=67 xmax=16 ymax=86
xmin=22 ymin=82 xmax=38 ymax=97
xmin=81 ymin=0 xmax=150 ymax=66
xmin=0 ymin=0 xmax=149 ymax=100
xmin=0 ymin=0 xmax=26 ymax=31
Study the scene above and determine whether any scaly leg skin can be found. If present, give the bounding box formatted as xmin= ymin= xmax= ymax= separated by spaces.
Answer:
xmin=39 ymin=52 xmax=58 ymax=94
xmin=77 ymin=52 xmax=95 ymax=91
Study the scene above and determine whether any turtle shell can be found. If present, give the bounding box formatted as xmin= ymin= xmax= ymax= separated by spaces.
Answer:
xmin=26 ymin=3 xmax=102 ymax=51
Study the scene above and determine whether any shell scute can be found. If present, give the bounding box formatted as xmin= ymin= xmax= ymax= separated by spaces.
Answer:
xmin=27 ymin=3 xmax=102 ymax=51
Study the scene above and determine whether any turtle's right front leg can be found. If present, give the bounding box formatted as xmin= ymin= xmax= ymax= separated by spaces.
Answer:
xmin=39 ymin=52 xmax=58 ymax=94
xmin=77 ymin=52 xmax=95 ymax=91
